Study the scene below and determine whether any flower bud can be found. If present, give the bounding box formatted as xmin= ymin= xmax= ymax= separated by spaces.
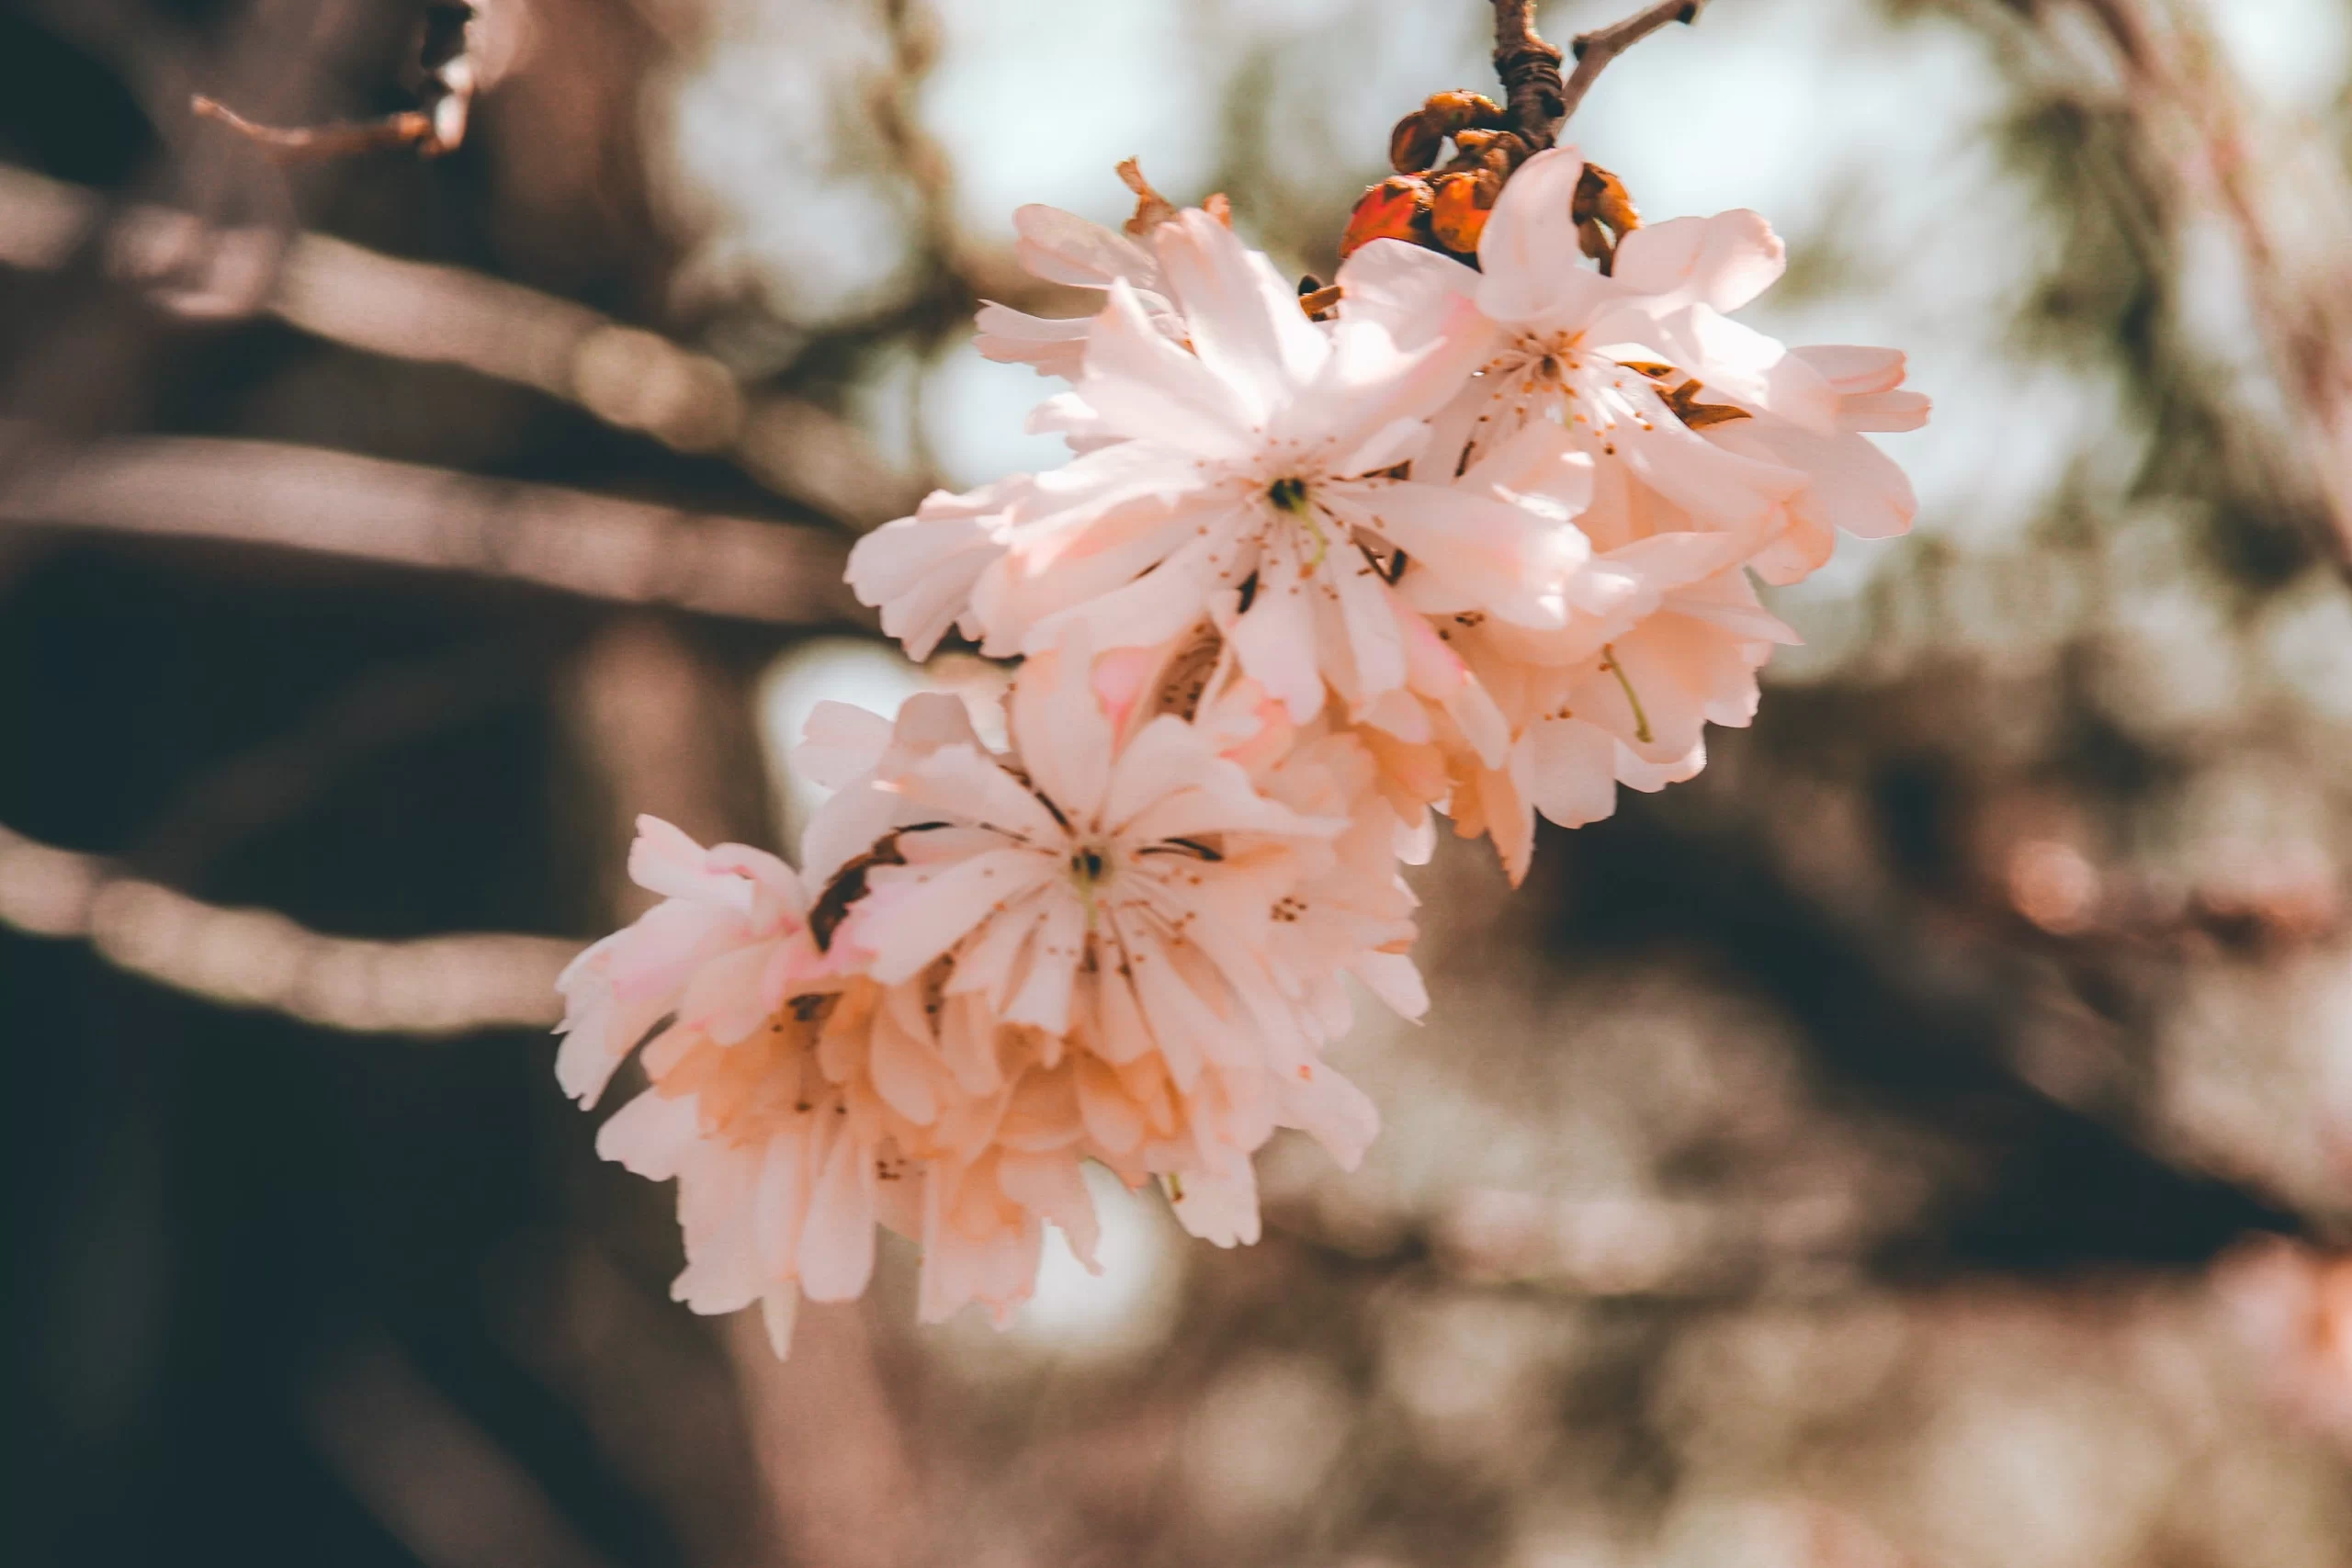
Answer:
xmin=1340 ymin=175 xmax=1433 ymax=258
xmin=1430 ymin=169 xmax=1501 ymax=255
xmin=1387 ymin=90 xmax=1503 ymax=173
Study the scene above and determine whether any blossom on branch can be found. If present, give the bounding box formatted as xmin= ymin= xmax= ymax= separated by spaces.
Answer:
xmin=861 ymin=207 xmax=1593 ymax=728
xmin=802 ymin=629 xmax=1400 ymax=1247
xmin=1332 ymin=145 xmax=1926 ymax=870
xmin=571 ymin=12 xmax=1931 ymax=1347
xmin=558 ymin=816 xmax=1106 ymax=1350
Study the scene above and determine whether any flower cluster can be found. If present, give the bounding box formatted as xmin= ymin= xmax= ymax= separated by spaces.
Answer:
xmin=559 ymin=144 xmax=1927 ymax=1352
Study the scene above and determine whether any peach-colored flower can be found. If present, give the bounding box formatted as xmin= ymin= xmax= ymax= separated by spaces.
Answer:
xmin=1327 ymin=147 xmax=1925 ymax=872
xmin=846 ymin=477 xmax=1021 ymax=661
xmin=799 ymin=629 xmax=1393 ymax=1247
xmin=560 ymin=818 xmax=1113 ymax=1353
xmin=972 ymin=204 xmax=1182 ymax=379
xmin=1338 ymin=145 xmax=1927 ymax=589
xmin=961 ymin=208 xmax=1585 ymax=721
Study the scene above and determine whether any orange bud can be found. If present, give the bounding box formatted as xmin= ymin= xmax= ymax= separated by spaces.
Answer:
xmin=1430 ymin=170 xmax=1499 ymax=255
xmin=1389 ymin=91 xmax=1504 ymax=174
xmin=1572 ymin=164 xmax=1641 ymax=236
xmin=1340 ymin=175 xmax=1432 ymax=258
xmin=1422 ymin=90 xmax=1503 ymax=136
xmin=1447 ymin=129 xmax=1514 ymax=167
xmin=1389 ymin=111 xmax=1444 ymax=175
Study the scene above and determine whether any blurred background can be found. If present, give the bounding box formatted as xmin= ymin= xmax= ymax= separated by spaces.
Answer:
xmin=11 ymin=0 xmax=2352 ymax=1563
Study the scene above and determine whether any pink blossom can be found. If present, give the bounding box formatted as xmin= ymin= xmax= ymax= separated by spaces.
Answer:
xmin=972 ymin=204 xmax=1183 ymax=379
xmin=801 ymin=629 xmax=1394 ymax=1247
xmin=847 ymin=477 xmax=1020 ymax=661
xmin=566 ymin=152 xmax=1938 ymax=1348
xmin=560 ymin=818 xmax=1114 ymax=1353
xmin=1326 ymin=147 xmax=1927 ymax=869
xmin=963 ymin=208 xmax=1586 ymax=722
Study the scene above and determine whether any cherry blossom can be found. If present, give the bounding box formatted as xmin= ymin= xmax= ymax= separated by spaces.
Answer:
xmin=567 ymin=135 xmax=1932 ymax=1348
xmin=559 ymin=818 xmax=1110 ymax=1353
xmin=972 ymin=204 xmax=1181 ymax=379
xmin=801 ymin=630 xmax=1396 ymax=1247
xmin=960 ymin=209 xmax=1588 ymax=723
xmin=1324 ymin=147 xmax=1928 ymax=867
xmin=847 ymin=476 xmax=1019 ymax=661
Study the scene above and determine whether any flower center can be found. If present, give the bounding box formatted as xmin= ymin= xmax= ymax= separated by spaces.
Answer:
xmin=1264 ymin=476 xmax=1330 ymax=568
xmin=1068 ymin=840 xmax=1116 ymax=933
xmin=1516 ymin=332 xmax=1583 ymax=385
xmin=1069 ymin=842 xmax=1112 ymax=887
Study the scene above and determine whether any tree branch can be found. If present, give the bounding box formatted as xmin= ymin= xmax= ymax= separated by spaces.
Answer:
xmin=1490 ymin=0 xmax=1569 ymax=149
xmin=1536 ymin=0 xmax=1713 ymax=135
xmin=2052 ymin=0 xmax=2352 ymax=583
xmin=0 ymin=818 xmax=576 ymax=1034
xmin=0 ymin=429 xmax=860 ymax=626
xmin=0 ymin=162 xmax=929 ymax=528
xmin=191 ymin=96 xmax=451 ymax=162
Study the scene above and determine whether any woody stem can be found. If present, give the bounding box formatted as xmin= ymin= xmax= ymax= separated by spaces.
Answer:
xmin=1490 ymin=0 xmax=1568 ymax=149
xmin=1494 ymin=0 xmax=1715 ymax=146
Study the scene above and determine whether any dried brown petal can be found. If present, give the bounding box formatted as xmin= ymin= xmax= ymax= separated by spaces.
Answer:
xmin=1389 ymin=112 xmax=1445 ymax=176
xmin=1577 ymin=215 xmax=1613 ymax=267
xmin=1573 ymin=163 xmax=1642 ymax=235
xmin=1116 ymin=157 xmax=1179 ymax=237
xmin=1662 ymin=378 xmax=1751 ymax=430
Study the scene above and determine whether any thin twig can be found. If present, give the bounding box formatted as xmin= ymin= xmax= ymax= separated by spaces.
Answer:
xmin=191 ymin=96 xmax=448 ymax=162
xmin=0 ymin=817 xmax=576 ymax=1034
xmin=0 ymin=162 xmax=933 ymax=525
xmin=1552 ymin=0 xmax=1713 ymax=132
xmin=2059 ymin=0 xmax=2352 ymax=581
xmin=0 ymin=428 xmax=859 ymax=625
xmin=187 ymin=1 xmax=481 ymax=162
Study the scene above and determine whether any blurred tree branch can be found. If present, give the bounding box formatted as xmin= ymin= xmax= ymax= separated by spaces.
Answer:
xmin=0 ymin=428 xmax=859 ymax=625
xmin=0 ymin=816 xmax=576 ymax=1033
xmin=1999 ymin=0 xmax=2352 ymax=581
xmin=0 ymin=162 xmax=927 ymax=525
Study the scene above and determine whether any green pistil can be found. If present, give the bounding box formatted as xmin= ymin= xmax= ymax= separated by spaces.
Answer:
xmin=1600 ymin=643 xmax=1653 ymax=745
xmin=1268 ymin=476 xmax=1329 ymax=569
xmin=1070 ymin=844 xmax=1110 ymax=932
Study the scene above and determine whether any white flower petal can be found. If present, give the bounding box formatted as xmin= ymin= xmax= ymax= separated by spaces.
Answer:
xmin=854 ymin=847 xmax=1057 ymax=983
xmin=1152 ymin=208 xmax=1328 ymax=423
xmin=1012 ymin=203 xmax=1158 ymax=288
xmin=797 ymin=1122 xmax=878 ymax=1301
xmin=1078 ymin=279 xmax=1258 ymax=457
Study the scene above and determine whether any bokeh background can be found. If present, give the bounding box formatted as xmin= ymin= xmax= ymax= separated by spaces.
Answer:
xmin=12 ymin=0 xmax=2352 ymax=1563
